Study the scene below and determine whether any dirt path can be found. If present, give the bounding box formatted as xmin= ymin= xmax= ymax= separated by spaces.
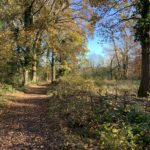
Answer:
xmin=0 ymin=84 xmax=60 ymax=150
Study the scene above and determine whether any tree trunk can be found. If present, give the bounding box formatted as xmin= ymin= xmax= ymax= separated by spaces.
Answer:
xmin=111 ymin=31 xmax=121 ymax=79
xmin=24 ymin=4 xmax=33 ymax=29
xmin=46 ymin=71 xmax=49 ymax=82
xmin=138 ymin=45 xmax=150 ymax=97
xmin=32 ymin=53 xmax=37 ymax=83
xmin=46 ymin=49 xmax=50 ymax=81
xmin=22 ymin=2 xmax=33 ymax=86
xmin=112 ymin=32 xmax=121 ymax=69
xmin=123 ymin=64 xmax=128 ymax=79
xmin=51 ymin=49 xmax=56 ymax=83
xmin=137 ymin=0 xmax=150 ymax=97
xmin=23 ymin=68 xmax=29 ymax=86
xmin=123 ymin=55 xmax=128 ymax=79
xmin=110 ymin=57 xmax=114 ymax=80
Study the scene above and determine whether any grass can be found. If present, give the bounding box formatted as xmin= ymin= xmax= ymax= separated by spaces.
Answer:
xmin=48 ymin=76 xmax=150 ymax=149
xmin=94 ymin=78 xmax=140 ymax=95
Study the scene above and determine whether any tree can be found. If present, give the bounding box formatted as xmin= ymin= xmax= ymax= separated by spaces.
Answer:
xmin=90 ymin=0 xmax=150 ymax=96
xmin=0 ymin=0 xmax=101 ymax=85
xmin=135 ymin=0 xmax=150 ymax=97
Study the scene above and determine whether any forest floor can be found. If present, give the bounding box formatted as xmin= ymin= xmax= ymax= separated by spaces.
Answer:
xmin=0 ymin=84 xmax=63 ymax=150
xmin=0 ymin=81 xmax=150 ymax=150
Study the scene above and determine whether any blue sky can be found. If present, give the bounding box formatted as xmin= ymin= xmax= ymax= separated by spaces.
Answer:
xmin=87 ymin=34 xmax=109 ymax=57
xmin=87 ymin=33 xmax=112 ymax=66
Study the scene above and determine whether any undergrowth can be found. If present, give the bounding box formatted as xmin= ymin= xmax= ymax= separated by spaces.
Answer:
xmin=0 ymin=83 xmax=16 ymax=113
xmin=48 ymin=76 xmax=150 ymax=150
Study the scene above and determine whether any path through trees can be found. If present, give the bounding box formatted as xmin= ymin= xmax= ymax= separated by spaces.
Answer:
xmin=0 ymin=84 xmax=63 ymax=149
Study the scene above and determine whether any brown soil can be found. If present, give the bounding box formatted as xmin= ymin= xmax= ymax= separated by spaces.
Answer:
xmin=0 ymin=84 xmax=61 ymax=150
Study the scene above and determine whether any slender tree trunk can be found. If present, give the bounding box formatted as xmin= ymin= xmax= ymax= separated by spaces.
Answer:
xmin=46 ymin=49 xmax=50 ymax=81
xmin=112 ymin=32 xmax=121 ymax=69
xmin=123 ymin=55 xmax=128 ymax=79
xmin=23 ymin=68 xmax=29 ymax=86
xmin=51 ymin=49 xmax=56 ymax=83
xmin=46 ymin=71 xmax=49 ymax=82
xmin=110 ymin=57 xmax=114 ymax=80
xmin=111 ymin=31 xmax=121 ymax=79
xmin=32 ymin=53 xmax=37 ymax=83
xmin=123 ymin=64 xmax=128 ymax=79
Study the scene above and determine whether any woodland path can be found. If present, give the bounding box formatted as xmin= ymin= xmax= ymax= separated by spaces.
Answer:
xmin=0 ymin=84 xmax=61 ymax=150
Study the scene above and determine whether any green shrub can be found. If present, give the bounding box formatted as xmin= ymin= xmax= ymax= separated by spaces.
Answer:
xmin=0 ymin=83 xmax=15 ymax=96
xmin=48 ymin=76 xmax=150 ymax=149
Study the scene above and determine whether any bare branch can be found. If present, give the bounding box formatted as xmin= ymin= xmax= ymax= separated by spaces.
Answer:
xmin=33 ymin=0 xmax=49 ymax=15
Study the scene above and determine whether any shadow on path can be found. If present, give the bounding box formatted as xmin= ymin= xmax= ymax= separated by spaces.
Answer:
xmin=0 ymin=84 xmax=61 ymax=150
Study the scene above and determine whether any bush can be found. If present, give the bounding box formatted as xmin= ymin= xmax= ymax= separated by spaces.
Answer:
xmin=0 ymin=83 xmax=14 ymax=96
xmin=0 ymin=83 xmax=15 ymax=109
xmin=48 ymin=76 xmax=150 ymax=149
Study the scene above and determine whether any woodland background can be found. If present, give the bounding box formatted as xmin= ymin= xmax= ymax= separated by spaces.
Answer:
xmin=0 ymin=0 xmax=150 ymax=149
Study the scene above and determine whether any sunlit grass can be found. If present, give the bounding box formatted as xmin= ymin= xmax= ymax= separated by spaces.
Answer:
xmin=94 ymin=78 xmax=140 ymax=94
xmin=0 ymin=83 xmax=16 ymax=108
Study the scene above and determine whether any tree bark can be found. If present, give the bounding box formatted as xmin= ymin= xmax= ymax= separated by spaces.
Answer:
xmin=23 ymin=68 xmax=29 ymax=86
xmin=24 ymin=3 xmax=33 ymax=29
xmin=32 ymin=53 xmax=37 ymax=83
xmin=123 ymin=55 xmax=128 ymax=79
xmin=46 ymin=49 xmax=50 ymax=81
xmin=138 ymin=0 xmax=150 ymax=97
xmin=111 ymin=31 xmax=121 ymax=79
xmin=22 ymin=2 xmax=33 ymax=86
xmin=110 ymin=57 xmax=114 ymax=80
xmin=138 ymin=44 xmax=150 ymax=97
xmin=51 ymin=49 xmax=56 ymax=83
